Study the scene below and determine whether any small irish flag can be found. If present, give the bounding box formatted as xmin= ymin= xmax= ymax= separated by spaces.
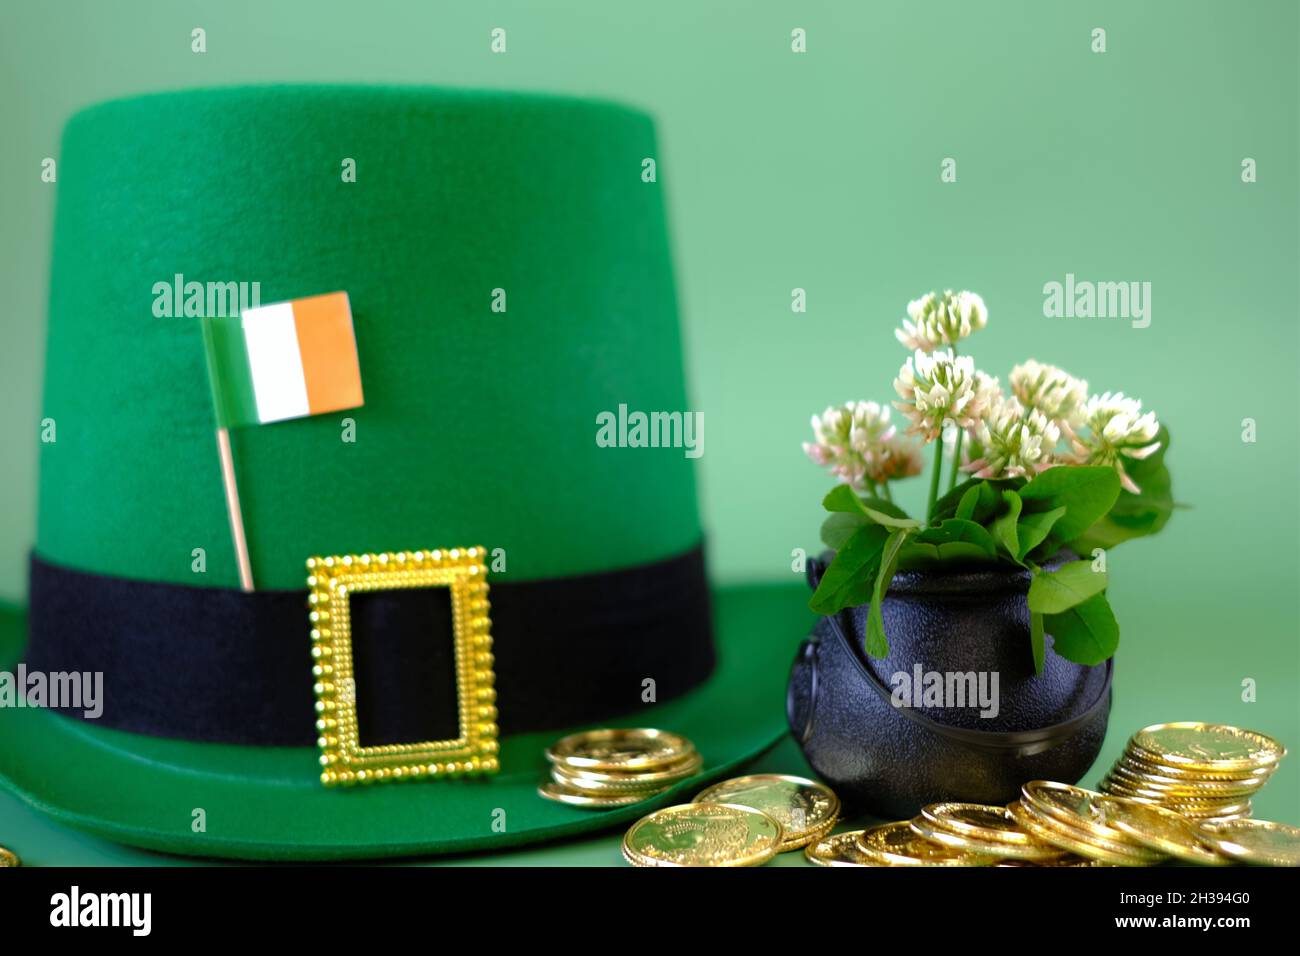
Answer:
xmin=202 ymin=292 xmax=364 ymax=428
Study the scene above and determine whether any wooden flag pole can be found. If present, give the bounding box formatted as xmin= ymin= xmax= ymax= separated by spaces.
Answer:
xmin=201 ymin=315 xmax=255 ymax=592
xmin=215 ymin=426 xmax=255 ymax=592
xmin=200 ymin=295 xmax=361 ymax=591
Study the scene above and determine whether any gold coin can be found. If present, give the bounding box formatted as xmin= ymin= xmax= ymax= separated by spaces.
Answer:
xmin=910 ymin=813 xmax=1066 ymax=862
xmin=1118 ymin=749 xmax=1268 ymax=780
xmin=1103 ymin=777 xmax=1252 ymax=806
xmin=1022 ymin=780 xmax=1106 ymax=820
xmin=1010 ymin=807 xmax=1151 ymax=866
xmin=693 ymin=774 xmax=840 ymax=850
xmin=1010 ymin=800 xmax=1161 ymax=866
xmin=538 ymin=780 xmax=648 ymax=808
xmin=1201 ymin=812 xmax=1252 ymax=825
xmin=553 ymin=753 xmax=703 ymax=793
xmin=546 ymin=728 xmax=695 ymax=772
xmin=1013 ymin=797 xmax=1141 ymax=854
xmin=622 ymin=803 xmax=783 ymax=867
xmin=0 ymin=846 xmax=18 ymax=867
xmin=1131 ymin=723 xmax=1285 ymax=772
xmin=1093 ymin=796 xmax=1230 ymax=866
xmin=1023 ymin=780 xmax=1174 ymax=857
xmin=805 ymin=830 xmax=879 ymax=866
xmin=1100 ymin=777 xmax=1261 ymax=806
xmin=1102 ymin=780 xmax=1253 ymax=806
xmin=1108 ymin=763 xmax=1268 ymax=793
xmin=549 ymin=773 xmax=668 ymax=796
xmin=1119 ymin=753 xmax=1274 ymax=782
xmin=1200 ymin=818 xmax=1300 ymax=867
xmin=1165 ymin=800 xmax=1253 ymax=820
xmin=856 ymin=821 xmax=995 ymax=866
xmin=1021 ymin=780 xmax=1151 ymax=849
xmin=918 ymin=802 xmax=1045 ymax=847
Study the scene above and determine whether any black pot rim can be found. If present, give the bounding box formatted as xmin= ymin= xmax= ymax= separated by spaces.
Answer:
xmin=887 ymin=550 xmax=1076 ymax=596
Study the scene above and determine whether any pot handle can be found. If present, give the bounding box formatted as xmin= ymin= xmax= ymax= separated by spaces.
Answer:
xmin=825 ymin=609 xmax=1114 ymax=758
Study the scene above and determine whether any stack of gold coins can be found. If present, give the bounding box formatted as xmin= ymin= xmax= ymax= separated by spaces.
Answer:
xmin=1099 ymin=722 xmax=1285 ymax=823
xmin=908 ymin=802 xmax=1074 ymax=863
xmin=539 ymin=728 xmax=701 ymax=808
xmin=806 ymin=800 xmax=1092 ymax=867
xmin=622 ymin=803 xmax=784 ymax=867
xmin=800 ymin=723 xmax=1296 ymax=868
xmin=0 ymin=846 xmax=19 ymax=867
xmin=693 ymin=774 xmax=840 ymax=851
xmin=1011 ymin=781 xmax=1168 ymax=866
xmin=802 ymin=786 xmax=1275 ymax=868
xmin=802 ymin=785 xmax=1300 ymax=868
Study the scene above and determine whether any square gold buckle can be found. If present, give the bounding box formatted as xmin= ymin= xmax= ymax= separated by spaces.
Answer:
xmin=306 ymin=547 xmax=498 ymax=787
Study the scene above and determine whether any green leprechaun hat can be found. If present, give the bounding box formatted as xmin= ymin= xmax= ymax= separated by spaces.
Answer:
xmin=0 ymin=86 xmax=812 ymax=860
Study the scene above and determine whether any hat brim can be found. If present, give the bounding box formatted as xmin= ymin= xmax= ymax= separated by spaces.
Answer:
xmin=0 ymin=582 xmax=810 ymax=861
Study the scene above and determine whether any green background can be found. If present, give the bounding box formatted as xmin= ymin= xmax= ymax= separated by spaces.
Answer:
xmin=0 ymin=0 xmax=1296 ymax=864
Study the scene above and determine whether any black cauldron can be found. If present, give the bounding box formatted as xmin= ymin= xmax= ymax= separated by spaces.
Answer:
xmin=787 ymin=553 xmax=1112 ymax=819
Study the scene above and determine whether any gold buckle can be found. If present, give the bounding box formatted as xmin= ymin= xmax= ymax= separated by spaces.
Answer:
xmin=306 ymin=547 xmax=498 ymax=787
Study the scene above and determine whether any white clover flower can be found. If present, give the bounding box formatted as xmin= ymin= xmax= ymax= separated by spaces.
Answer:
xmin=1010 ymin=360 xmax=1090 ymax=431
xmin=804 ymin=401 xmax=912 ymax=489
xmin=1071 ymin=392 xmax=1161 ymax=493
xmin=893 ymin=349 xmax=980 ymax=442
xmin=964 ymin=396 xmax=1062 ymax=480
xmin=875 ymin=434 xmax=925 ymax=482
xmin=972 ymin=370 xmax=1003 ymax=417
xmin=894 ymin=290 xmax=988 ymax=352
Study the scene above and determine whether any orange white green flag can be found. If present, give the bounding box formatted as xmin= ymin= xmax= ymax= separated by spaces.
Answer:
xmin=201 ymin=291 xmax=364 ymax=428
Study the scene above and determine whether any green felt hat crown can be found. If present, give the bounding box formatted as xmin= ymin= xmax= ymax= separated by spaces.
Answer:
xmin=0 ymin=86 xmax=813 ymax=861
xmin=39 ymin=85 xmax=699 ymax=589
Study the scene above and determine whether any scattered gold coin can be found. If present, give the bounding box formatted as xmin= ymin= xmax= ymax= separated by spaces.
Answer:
xmin=1021 ymin=781 xmax=1158 ymax=856
xmin=856 ymin=821 xmax=996 ymax=866
xmin=693 ymin=773 xmax=840 ymax=850
xmin=1199 ymin=819 xmax=1300 ymax=867
xmin=0 ymin=846 xmax=19 ymax=867
xmin=1022 ymin=780 xmax=1108 ymax=828
xmin=910 ymin=803 xmax=1067 ymax=862
xmin=1010 ymin=798 xmax=1163 ymax=866
xmin=805 ymin=831 xmax=877 ymax=866
xmin=623 ymin=803 xmax=783 ymax=867
xmin=1093 ymin=796 xmax=1229 ymax=866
